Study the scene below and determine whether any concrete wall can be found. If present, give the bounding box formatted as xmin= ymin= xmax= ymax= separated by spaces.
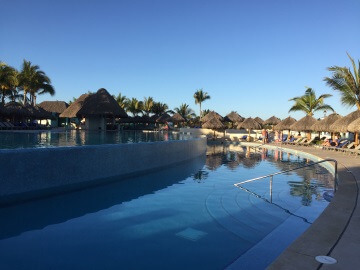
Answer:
xmin=0 ymin=137 xmax=206 ymax=204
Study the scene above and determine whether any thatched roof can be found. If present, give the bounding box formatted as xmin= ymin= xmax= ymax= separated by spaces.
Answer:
xmin=348 ymin=117 xmax=360 ymax=133
xmin=329 ymin=110 xmax=360 ymax=133
xmin=171 ymin=113 xmax=185 ymax=123
xmin=202 ymin=117 xmax=225 ymax=129
xmin=224 ymin=111 xmax=244 ymax=123
xmin=312 ymin=113 xmax=342 ymax=132
xmin=264 ymin=116 xmax=281 ymax=125
xmin=290 ymin=115 xmax=317 ymax=131
xmin=38 ymin=101 xmax=69 ymax=114
xmin=60 ymin=89 xmax=127 ymax=118
xmin=4 ymin=102 xmax=30 ymax=117
xmin=273 ymin=116 xmax=297 ymax=131
xmin=156 ymin=113 xmax=171 ymax=123
xmin=201 ymin=111 xmax=223 ymax=122
xmin=254 ymin=117 xmax=265 ymax=125
xmin=24 ymin=104 xmax=53 ymax=119
xmin=237 ymin=117 xmax=262 ymax=130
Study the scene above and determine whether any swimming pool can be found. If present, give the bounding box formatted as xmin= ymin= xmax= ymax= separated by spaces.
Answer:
xmin=0 ymin=130 xmax=191 ymax=149
xmin=0 ymin=145 xmax=332 ymax=269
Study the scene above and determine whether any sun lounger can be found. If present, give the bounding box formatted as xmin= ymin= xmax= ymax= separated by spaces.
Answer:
xmin=0 ymin=122 xmax=7 ymax=130
xmin=288 ymin=137 xmax=305 ymax=145
xmin=345 ymin=144 xmax=360 ymax=155
xmin=300 ymin=137 xmax=316 ymax=146
xmin=338 ymin=142 xmax=355 ymax=153
xmin=283 ymin=137 xmax=295 ymax=144
xmin=324 ymin=140 xmax=349 ymax=151
xmin=240 ymin=135 xmax=247 ymax=141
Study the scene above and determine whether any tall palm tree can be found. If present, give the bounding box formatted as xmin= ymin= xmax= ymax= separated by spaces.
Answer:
xmin=174 ymin=103 xmax=196 ymax=121
xmin=143 ymin=96 xmax=154 ymax=116
xmin=194 ymin=88 xmax=210 ymax=120
xmin=324 ymin=53 xmax=360 ymax=110
xmin=127 ymin=98 xmax=143 ymax=116
xmin=0 ymin=61 xmax=18 ymax=104
xmin=17 ymin=60 xmax=55 ymax=105
xmin=151 ymin=102 xmax=169 ymax=116
xmin=113 ymin=93 xmax=129 ymax=110
xmin=289 ymin=88 xmax=334 ymax=116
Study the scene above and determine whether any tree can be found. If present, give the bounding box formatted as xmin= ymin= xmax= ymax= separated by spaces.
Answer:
xmin=0 ymin=61 xmax=18 ymax=104
xmin=288 ymin=88 xmax=334 ymax=116
xmin=17 ymin=60 xmax=55 ymax=105
xmin=151 ymin=102 xmax=169 ymax=116
xmin=174 ymin=103 xmax=196 ymax=121
xmin=194 ymin=88 xmax=210 ymax=120
xmin=143 ymin=96 xmax=154 ymax=116
xmin=113 ymin=93 xmax=129 ymax=110
xmin=324 ymin=53 xmax=360 ymax=110
xmin=127 ymin=98 xmax=143 ymax=116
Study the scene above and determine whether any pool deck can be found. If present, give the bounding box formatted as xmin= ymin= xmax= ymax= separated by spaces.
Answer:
xmin=261 ymin=143 xmax=359 ymax=270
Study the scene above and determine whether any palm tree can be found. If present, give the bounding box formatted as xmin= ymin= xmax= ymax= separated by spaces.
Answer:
xmin=151 ymin=102 xmax=169 ymax=116
xmin=17 ymin=60 xmax=55 ymax=105
xmin=324 ymin=53 xmax=360 ymax=110
xmin=127 ymin=98 xmax=143 ymax=116
xmin=174 ymin=103 xmax=196 ymax=121
xmin=194 ymin=88 xmax=210 ymax=120
xmin=288 ymin=88 xmax=334 ymax=116
xmin=0 ymin=61 xmax=18 ymax=104
xmin=143 ymin=96 xmax=154 ymax=116
xmin=113 ymin=93 xmax=129 ymax=110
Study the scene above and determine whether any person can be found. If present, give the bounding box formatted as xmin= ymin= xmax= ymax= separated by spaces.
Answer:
xmin=322 ymin=138 xmax=331 ymax=146
xmin=261 ymin=129 xmax=266 ymax=144
xmin=265 ymin=129 xmax=269 ymax=143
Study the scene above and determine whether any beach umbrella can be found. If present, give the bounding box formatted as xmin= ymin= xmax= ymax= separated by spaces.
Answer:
xmin=201 ymin=111 xmax=223 ymax=123
xmin=273 ymin=116 xmax=297 ymax=131
xmin=170 ymin=113 xmax=185 ymax=123
xmin=264 ymin=116 xmax=281 ymax=125
xmin=254 ymin=117 xmax=265 ymax=125
xmin=329 ymin=110 xmax=360 ymax=133
xmin=224 ymin=111 xmax=244 ymax=128
xmin=290 ymin=115 xmax=317 ymax=139
xmin=156 ymin=113 xmax=172 ymax=123
xmin=237 ymin=117 xmax=262 ymax=141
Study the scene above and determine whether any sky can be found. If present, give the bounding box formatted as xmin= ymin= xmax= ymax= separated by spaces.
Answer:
xmin=1 ymin=0 xmax=359 ymax=120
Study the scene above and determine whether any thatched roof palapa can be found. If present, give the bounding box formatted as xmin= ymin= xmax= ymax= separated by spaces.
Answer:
xmin=237 ymin=117 xmax=262 ymax=130
xmin=171 ymin=113 xmax=185 ymax=123
xmin=201 ymin=111 xmax=223 ymax=122
xmin=60 ymin=89 xmax=127 ymax=118
xmin=4 ymin=102 xmax=30 ymax=117
xmin=202 ymin=117 xmax=225 ymax=129
xmin=290 ymin=115 xmax=317 ymax=131
xmin=224 ymin=111 xmax=244 ymax=123
xmin=264 ymin=116 xmax=281 ymax=125
xmin=311 ymin=113 xmax=342 ymax=132
xmin=329 ymin=110 xmax=360 ymax=133
xmin=156 ymin=113 xmax=171 ymax=123
xmin=38 ymin=101 xmax=69 ymax=114
xmin=273 ymin=116 xmax=297 ymax=131
xmin=254 ymin=117 xmax=265 ymax=125
xmin=348 ymin=117 xmax=360 ymax=133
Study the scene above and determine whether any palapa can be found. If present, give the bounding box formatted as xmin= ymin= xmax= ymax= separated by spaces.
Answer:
xmin=311 ymin=113 xmax=342 ymax=132
xmin=156 ymin=113 xmax=171 ymax=123
xmin=329 ymin=110 xmax=360 ymax=133
xmin=224 ymin=111 xmax=244 ymax=123
xmin=201 ymin=111 xmax=223 ymax=122
xmin=264 ymin=116 xmax=281 ymax=125
xmin=290 ymin=115 xmax=317 ymax=131
xmin=202 ymin=117 xmax=225 ymax=129
xmin=4 ymin=102 xmax=30 ymax=117
xmin=38 ymin=101 xmax=69 ymax=114
xmin=60 ymin=88 xmax=127 ymax=118
xmin=254 ymin=117 xmax=265 ymax=125
xmin=273 ymin=116 xmax=297 ymax=131
xmin=348 ymin=117 xmax=360 ymax=133
xmin=237 ymin=117 xmax=262 ymax=130
xmin=170 ymin=113 xmax=185 ymax=123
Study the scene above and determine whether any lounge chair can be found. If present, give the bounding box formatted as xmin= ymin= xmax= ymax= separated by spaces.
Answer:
xmin=240 ymin=135 xmax=247 ymax=141
xmin=300 ymin=137 xmax=316 ymax=146
xmin=338 ymin=142 xmax=355 ymax=153
xmin=0 ymin=122 xmax=7 ymax=130
xmin=283 ymin=137 xmax=295 ymax=144
xmin=346 ymin=144 xmax=360 ymax=156
xmin=288 ymin=137 xmax=305 ymax=145
xmin=324 ymin=140 xmax=349 ymax=151
xmin=232 ymin=136 xmax=239 ymax=143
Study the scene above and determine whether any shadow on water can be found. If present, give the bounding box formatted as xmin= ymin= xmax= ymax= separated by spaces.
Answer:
xmin=0 ymin=155 xmax=206 ymax=240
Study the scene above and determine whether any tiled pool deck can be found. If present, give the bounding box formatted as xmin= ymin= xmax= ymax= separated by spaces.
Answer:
xmin=258 ymin=143 xmax=360 ymax=270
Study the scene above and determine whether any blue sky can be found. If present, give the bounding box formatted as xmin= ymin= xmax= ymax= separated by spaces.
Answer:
xmin=1 ymin=0 xmax=359 ymax=119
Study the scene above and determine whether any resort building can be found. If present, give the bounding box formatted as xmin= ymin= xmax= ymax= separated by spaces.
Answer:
xmin=38 ymin=101 xmax=69 ymax=127
xmin=60 ymin=88 xmax=128 ymax=130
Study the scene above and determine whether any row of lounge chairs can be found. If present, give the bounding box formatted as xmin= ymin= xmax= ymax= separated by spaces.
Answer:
xmin=0 ymin=122 xmax=48 ymax=130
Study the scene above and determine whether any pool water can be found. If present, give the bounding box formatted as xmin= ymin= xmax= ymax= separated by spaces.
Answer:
xmin=0 ymin=130 xmax=190 ymax=149
xmin=0 ymin=145 xmax=333 ymax=269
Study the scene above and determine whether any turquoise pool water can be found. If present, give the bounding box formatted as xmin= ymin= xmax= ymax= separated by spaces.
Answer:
xmin=0 ymin=130 xmax=190 ymax=149
xmin=0 ymin=146 xmax=332 ymax=269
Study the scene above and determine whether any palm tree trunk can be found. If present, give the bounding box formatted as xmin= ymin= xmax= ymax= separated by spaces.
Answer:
xmin=23 ymin=91 xmax=27 ymax=104
xmin=33 ymin=95 xmax=37 ymax=106
xmin=199 ymin=103 xmax=202 ymax=121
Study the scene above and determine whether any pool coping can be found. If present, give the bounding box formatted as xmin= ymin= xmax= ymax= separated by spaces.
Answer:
xmin=237 ymin=142 xmax=359 ymax=269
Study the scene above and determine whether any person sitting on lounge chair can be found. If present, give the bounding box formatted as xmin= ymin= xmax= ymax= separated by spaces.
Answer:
xmin=322 ymin=138 xmax=331 ymax=147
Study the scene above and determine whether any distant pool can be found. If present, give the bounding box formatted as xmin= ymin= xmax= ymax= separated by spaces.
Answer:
xmin=0 ymin=145 xmax=333 ymax=269
xmin=0 ymin=130 xmax=191 ymax=149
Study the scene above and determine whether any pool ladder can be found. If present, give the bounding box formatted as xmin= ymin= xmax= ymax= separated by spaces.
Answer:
xmin=234 ymin=158 xmax=338 ymax=203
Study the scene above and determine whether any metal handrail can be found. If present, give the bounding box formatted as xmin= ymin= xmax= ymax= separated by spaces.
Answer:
xmin=234 ymin=158 xmax=338 ymax=193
